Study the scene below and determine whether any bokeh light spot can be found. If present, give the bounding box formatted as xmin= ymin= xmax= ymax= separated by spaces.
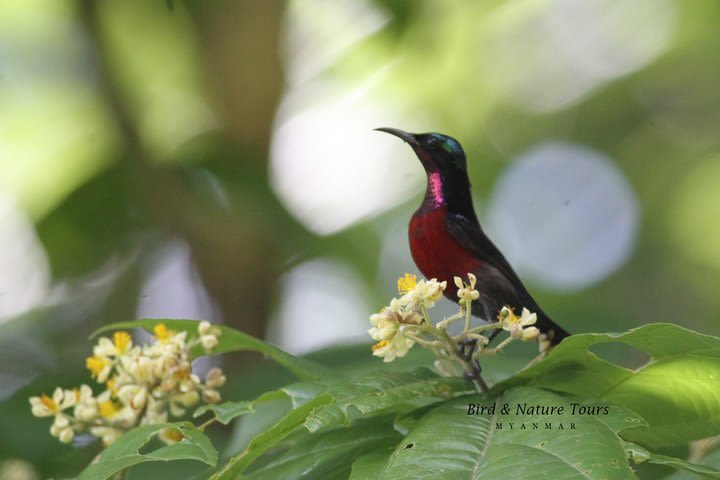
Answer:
xmin=0 ymin=196 xmax=50 ymax=320
xmin=268 ymin=259 xmax=369 ymax=354
xmin=270 ymin=84 xmax=422 ymax=234
xmin=486 ymin=142 xmax=639 ymax=290
xmin=481 ymin=0 xmax=676 ymax=112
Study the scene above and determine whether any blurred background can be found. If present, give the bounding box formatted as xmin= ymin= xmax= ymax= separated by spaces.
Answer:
xmin=1 ymin=0 xmax=719 ymax=477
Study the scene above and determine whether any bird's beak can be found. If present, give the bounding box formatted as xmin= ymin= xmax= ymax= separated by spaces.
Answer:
xmin=374 ymin=127 xmax=419 ymax=146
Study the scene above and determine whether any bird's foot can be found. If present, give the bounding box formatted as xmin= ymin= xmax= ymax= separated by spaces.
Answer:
xmin=458 ymin=340 xmax=488 ymax=392
xmin=456 ymin=338 xmax=477 ymax=362
xmin=463 ymin=363 xmax=489 ymax=393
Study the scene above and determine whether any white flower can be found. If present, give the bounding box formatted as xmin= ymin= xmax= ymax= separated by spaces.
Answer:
xmin=454 ymin=274 xmax=480 ymax=306
xmin=30 ymin=387 xmax=78 ymax=418
xmin=117 ymin=385 xmax=149 ymax=410
xmin=30 ymin=391 xmax=59 ymax=418
xmin=122 ymin=354 xmax=155 ymax=383
xmin=501 ymin=307 xmax=538 ymax=341
xmin=94 ymin=337 xmax=118 ymax=357
xmin=369 ymin=298 xmax=422 ymax=344
xmin=368 ymin=300 xmax=403 ymax=342
xmin=73 ymin=385 xmax=98 ymax=421
xmin=94 ymin=331 xmax=133 ymax=358
xmin=371 ymin=327 xmax=415 ymax=362
xmin=86 ymin=355 xmax=113 ymax=383
xmin=400 ymin=279 xmax=447 ymax=310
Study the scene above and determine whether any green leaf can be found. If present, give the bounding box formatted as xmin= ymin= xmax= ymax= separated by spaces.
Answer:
xmin=193 ymin=401 xmax=253 ymax=425
xmin=280 ymin=367 xmax=473 ymax=432
xmin=242 ymin=417 xmax=401 ymax=480
xmin=349 ymin=449 xmax=394 ymax=480
xmin=91 ymin=319 xmax=330 ymax=380
xmin=76 ymin=423 xmax=216 ymax=480
xmin=625 ymin=441 xmax=720 ymax=479
xmin=380 ymin=386 xmax=642 ymax=479
xmin=494 ymin=323 xmax=720 ymax=449
xmin=665 ymin=445 xmax=720 ymax=480
xmin=223 ymin=391 xmax=295 ymax=456
xmin=210 ymin=369 xmax=469 ymax=477
xmin=210 ymin=394 xmax=334 ymax=479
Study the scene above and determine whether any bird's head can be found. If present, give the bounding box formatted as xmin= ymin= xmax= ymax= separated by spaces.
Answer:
xmin=375 ymin=127 xmax=467 ymax=175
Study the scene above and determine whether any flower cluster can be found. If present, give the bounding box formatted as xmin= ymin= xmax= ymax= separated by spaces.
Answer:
xmin=369 ymin=273 xmax=547 ymax=391
xmin=368 ymin=274 xmax=446 ymax=362
xmin=30 ymin=322 xmax=225 ymax=446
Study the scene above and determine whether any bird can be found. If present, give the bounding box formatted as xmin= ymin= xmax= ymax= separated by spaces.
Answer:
xmin=376 ymin=127 xmax=570 ymax=346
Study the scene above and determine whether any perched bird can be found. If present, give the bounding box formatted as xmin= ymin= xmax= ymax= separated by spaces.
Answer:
xmin=376 ymin=128 xmax=570 ymax=346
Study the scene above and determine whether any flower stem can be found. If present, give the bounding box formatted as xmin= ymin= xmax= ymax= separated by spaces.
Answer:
xmin=466 ymin=321 xmax=502 ymax=335
xmin=436 ymin=328 xmax=489 ymax=393
xmin=481 ymin=337 xmax=514 ymax=355
xmin=436 ymin=311 xmax=465 ymax=330
xmin=520 ymin=351 xmax=548 ymax=371
xmin=198 ymin=417 xmax=218 ymax=431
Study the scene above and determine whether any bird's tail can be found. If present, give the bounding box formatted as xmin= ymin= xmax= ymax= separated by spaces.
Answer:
xmin=536 ymin=312 xmax=571 ymax=346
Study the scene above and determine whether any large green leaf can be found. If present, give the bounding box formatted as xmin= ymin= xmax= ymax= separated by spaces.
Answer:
xmin=210 ymin=369 xmax=472 ymax=477
xmin=494 ymin=323 xmax=720 ymax=449
xmin=349 ymin=449 xmax=395 ymax=480
xmin=76 ymin=423 xmax=216 ymax=480
xmin=625 ymin=441 xmax=720 ymax=479
xmin=217 ymin=368 xmax=471 ymax=434
xmin=665 ymin=443 xmax=720 ymax=480
xmin=280 ymin=368 xmax=473 ymax=432
xmin=379 ymin=386 xmax=643 ymax=479
xmin=210 ymin=394 xmax=334 ymax=479
xmin=92 ymin=319 xmax=330 ymax=380
xmin=241 ymin=417 xmax=401 ymax=480
xmin=194 ymin=401 xmax=253 ymax=425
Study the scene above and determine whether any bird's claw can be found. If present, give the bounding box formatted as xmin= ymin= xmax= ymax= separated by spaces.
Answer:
xmin=457 ymin=338 xmax=477 ymax=361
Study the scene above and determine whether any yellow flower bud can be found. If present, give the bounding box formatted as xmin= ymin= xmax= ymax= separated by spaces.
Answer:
xmin=198 ymin=321 xmax=212 ymax=335
xmin=58 ymin=427 xmax=74 ymax=444
xmin=202 ymin=389 xmax=221 ymax=404
xmin=206 ymin=368 xmax=226 ymax=389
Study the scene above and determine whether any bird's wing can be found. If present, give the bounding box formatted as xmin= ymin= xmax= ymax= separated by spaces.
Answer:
xmin=444 ymin=213 xmax=536 ymax=305
xmin=445 ymin=212 xmax=571 ymax=343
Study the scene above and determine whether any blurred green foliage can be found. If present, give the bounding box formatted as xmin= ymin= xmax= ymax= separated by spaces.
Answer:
xmin=1 ymin=0 xmax=719 ymax=478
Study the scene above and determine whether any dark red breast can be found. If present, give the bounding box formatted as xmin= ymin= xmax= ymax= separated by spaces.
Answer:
xmin=408 ymin=205 xmax=483 ymax=300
